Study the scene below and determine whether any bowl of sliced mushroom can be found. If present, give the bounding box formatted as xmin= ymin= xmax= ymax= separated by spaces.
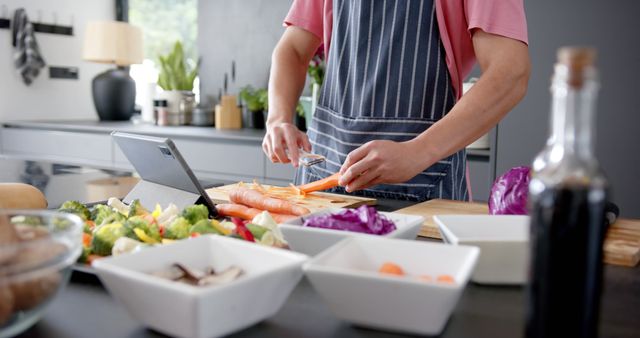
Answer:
xmin=0 ymin=210 xmax=83 ymax=337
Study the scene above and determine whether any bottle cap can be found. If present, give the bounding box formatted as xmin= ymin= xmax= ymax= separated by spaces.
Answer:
xmin=556 ymin=47 xmax=597 ymax=87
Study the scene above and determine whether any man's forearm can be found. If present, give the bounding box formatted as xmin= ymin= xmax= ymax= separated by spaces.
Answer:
xmin=408 ymin=33 xmax=530 ymax=170
xmin=267 ymin=43 xmax=311 ymax=126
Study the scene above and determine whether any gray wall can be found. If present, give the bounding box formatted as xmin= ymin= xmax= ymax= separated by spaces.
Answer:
xmin=197 ymin=0 xmax=292 ymax=105
xmin=0 ymin=0 xmax=114 ymax=121
xmin=497 ymin=0 xmax=640 ymax=217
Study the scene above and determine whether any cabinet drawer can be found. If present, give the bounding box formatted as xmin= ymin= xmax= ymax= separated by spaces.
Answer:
xmin=264 ymin=161 xmax=296 ymax=181
xmin=1 ymin=129 xmax=112 ymax=167
xmin=172 ymin=139 xmax=263 ymax=178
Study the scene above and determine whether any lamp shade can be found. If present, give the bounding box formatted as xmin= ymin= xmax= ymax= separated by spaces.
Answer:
xmin=82 ymin=21 xmax=143 ymax=66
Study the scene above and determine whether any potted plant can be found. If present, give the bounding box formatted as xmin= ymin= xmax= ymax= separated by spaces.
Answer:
xmin=239 ymin=86 xmax=268 ymax=129
xmin=157 ymin=41 xmax=199 ymax=124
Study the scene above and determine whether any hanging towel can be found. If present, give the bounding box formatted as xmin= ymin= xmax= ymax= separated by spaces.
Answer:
xmin=12 ymin=8 xmax=46 ymax=85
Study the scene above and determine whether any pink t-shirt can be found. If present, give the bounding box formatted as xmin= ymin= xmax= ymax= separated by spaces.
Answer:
xmin=284 ymin=0 xmax=528 ymax=100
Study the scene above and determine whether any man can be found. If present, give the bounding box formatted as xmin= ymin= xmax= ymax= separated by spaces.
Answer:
xmin=263 ymin=0 xmax=530 ymax=201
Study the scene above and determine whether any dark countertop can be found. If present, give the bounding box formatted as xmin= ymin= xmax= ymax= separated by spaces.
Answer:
xmin=15 ymin=199 xmax=640 ymax=338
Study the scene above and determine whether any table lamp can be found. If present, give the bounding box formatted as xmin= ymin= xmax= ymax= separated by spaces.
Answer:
xmin=82 ymin=21 xmax=143 ymax=121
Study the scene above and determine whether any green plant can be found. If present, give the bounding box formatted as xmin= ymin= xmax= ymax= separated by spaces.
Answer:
xmin=157 ymin=41 xmax=198 ymax=91
xmin=239 ymin=86 xmax=268 ymax=112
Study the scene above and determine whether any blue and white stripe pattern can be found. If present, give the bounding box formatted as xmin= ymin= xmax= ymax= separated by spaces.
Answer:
xmin=300 ymin=0 xmax=467 ymax=201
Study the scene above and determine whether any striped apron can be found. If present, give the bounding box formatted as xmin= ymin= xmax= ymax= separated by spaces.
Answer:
xmin=299 ymin=0 xmax=467 ymax=201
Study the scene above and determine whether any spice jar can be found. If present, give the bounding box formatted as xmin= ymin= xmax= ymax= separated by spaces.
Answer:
xmin=154 ymin=100 xmax=169 ymax=126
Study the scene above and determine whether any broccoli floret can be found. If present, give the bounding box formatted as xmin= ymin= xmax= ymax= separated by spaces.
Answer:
xmin=91 ymin=204 xmax=125 ymax=226
xmin=164 ymin=217 xmax=191 ymax=240
xmin=59 ymin=200 xmax=91 ymax=220
xmin=189 ymin=219 xmax=222 ymax=236
xmin=91 ymin=222 xmax=128 ymax=256
xmin=125 ymin=216 xmax=161 ymax=242
xmin=181 ymin=204 xmax=209 ymax=224
xmin=128 ymin=199 xmax=149 ymax=218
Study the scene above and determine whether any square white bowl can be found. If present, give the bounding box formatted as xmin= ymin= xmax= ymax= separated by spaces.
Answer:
xmin=434 ymin=215 xmax=530 ymax=285
xmin=279 ymin=208 xmax=423 ymax=256
xmin=303 ymin=236 xmax=479 ymax=336
xmin=92 ymin=235 xmax=308 ymax=338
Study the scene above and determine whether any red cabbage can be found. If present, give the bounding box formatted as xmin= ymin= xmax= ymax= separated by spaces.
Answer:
xmin=302 ymin=205 xmax=396 ymax=235
xmin=489 ymin=166 xmax=531 ymax=215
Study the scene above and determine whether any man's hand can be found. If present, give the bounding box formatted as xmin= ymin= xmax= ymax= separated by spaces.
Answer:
xmin=263 ymin=121 xmax=311 ymax=167
xmin=338 ymin=140 xmax=428 ymax=192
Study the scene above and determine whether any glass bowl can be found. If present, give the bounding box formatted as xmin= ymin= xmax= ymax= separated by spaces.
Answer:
xmin=0 ymin=210 xmax=82 ymax=338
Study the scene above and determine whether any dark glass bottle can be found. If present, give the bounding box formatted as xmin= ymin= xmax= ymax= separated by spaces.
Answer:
xmin=526 ymin=47 xmax=609 ymax=338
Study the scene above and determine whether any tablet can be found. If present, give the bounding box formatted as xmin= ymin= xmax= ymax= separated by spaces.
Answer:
xmin=111 ymin=131 xmax=216 ymax=214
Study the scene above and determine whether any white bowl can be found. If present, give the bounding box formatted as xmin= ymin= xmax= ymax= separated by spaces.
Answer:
xmin=303 ymin=236 xmax=479 ymax=336
xmin=92 ymin=235 xmax=308 ymax=338
xmin=279 ymin=208 xmax=423 ymax=256
xmin=434 ymin=215 xmax=529 ymax=285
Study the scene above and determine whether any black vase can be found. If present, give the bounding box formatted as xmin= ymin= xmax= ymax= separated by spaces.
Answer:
xmin=92 ymin=67 xmax=136 ymax=121
xmin=242 ymin=107 xmax=265 ymax=129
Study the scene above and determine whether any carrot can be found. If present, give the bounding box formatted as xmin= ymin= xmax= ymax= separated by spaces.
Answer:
xmin=297 ymin=172 xmax=341 ymax=194
xmin=216 ymin=203 xmax=262 ymax=220
xmin=436 ymin=274 xmax=456 ymax=284
xmin=379 ymin=262 xmax=405 ymax=276
xmin=229 ymin=188 xmax=310 ymax=216
xmin=82 ymin=233 xmax=92 ymax=247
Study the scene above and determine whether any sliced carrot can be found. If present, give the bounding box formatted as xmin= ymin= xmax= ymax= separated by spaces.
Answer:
xmin=379 ymin=262 xmax=405 ymax=276
xmin=82 ymin=233 xmax=92 ymax=247
xmin=229 ymin=187 xmax=310 ymax=216
xmin=437 ymin=275 xmax=455 ymax=284
xmin=297 ymin=172 xmax=341 ymax=194
xmin=419 ymin=275 xmax=433 ymax=282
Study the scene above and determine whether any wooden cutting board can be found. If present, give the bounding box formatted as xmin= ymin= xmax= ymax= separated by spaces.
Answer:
xmin=206 ymin=183 xmax=376 ymax=213
xmin=395 ymin=199 xmax=640 ymax=267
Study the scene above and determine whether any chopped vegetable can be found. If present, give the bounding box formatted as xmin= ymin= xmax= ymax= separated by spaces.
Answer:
xmin=245 ymin=223 xmax=268 ymax=240
xmin=125 ymin=216 xmax=161 ymax=243
xmin=181 ymin=204 xmax=209 ymax=224
xmin=90 ymin=204 xmax=125 ymax=227
xmin=59 ymin=200 xmax=91 ymax=220
xmin=251 ymin=211 xmax=287 ymax=245
xmin=156 ymin=203 xmax=180 ymax=226
xmin=128 ymin=199 xmax=149 ymax=218
xmin=488 ymin=166 xmax=530 ymax=215
xmin=211 ymin=219 xmax=233 ymax=236
xmin=112 ymin=237 xmax=145 ymax=256
xmin=164 ymin=217 xmax=191 ymax=240
xmin=436 ymin=275 xmax=456 ymax=284
xmin=217 ymin=203 xmax=297 ymax=223
xmin=108 ymin=197 xmax=130 ymax=216
xmin=379 ymin=262 xmax=405 ymax=276
xmin=232 ymin=218 xmax=254 ymax=242
xmin=296 ymin=172 xmax=341 ymax=194
xmin=229 ymin=187 xmax=310 ymax=216
xmin=303 ymin=205 xmax=396 ymax=235
xmin=92 ymin=222 xmax=128 ymax=256
xmin=189 ymin=219 xmax=223 ymax=235
xmin=150 ymin=263 xmax=243 ymax=287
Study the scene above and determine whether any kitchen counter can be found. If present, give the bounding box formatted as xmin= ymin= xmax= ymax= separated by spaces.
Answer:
xmin=15 ymin=199 xmax=640 ymax=338
xmin=2 ymin=120 xmax=266 ymax=143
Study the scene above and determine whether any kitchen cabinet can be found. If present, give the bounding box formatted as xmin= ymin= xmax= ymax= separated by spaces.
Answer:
xmin=0 ymin=121 xmax=492 ymax=196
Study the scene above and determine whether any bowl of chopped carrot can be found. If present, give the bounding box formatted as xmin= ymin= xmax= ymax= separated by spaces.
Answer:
xmin=303 ymin=236 xmax=479 ymax=336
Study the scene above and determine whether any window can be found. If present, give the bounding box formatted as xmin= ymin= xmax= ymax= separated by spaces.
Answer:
xmin=122 ymin=0 xmax=199 ymax=107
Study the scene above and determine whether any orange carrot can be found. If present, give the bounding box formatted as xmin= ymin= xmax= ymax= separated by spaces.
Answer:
xmin=216 ymin=203 xmax=298 ymax=223
xmin=437 ymin=275 xmax=455 ymax=284
xmin=297 ymin=172 xmax=341 ymax=194
xmin=87 ymin=254 xmax=104 ymax=266
xmin=379 ymin=262 xmax=405 ymax=276
xmin=216 ymin=203 xmax=262 ymax=220
xmin=229 ymin=188 xmax=310 ymax=216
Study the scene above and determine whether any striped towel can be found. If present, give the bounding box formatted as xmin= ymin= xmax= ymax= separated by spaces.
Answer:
xmin=12 ymin=8 xmax=46 ymax=85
